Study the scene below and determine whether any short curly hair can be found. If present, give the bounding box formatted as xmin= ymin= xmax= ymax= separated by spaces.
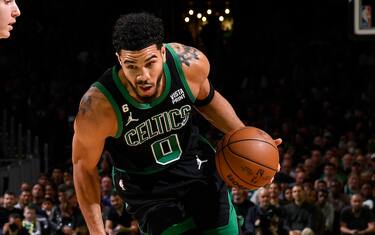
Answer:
xmin=112 ymin=12 xmax=164 ymax=53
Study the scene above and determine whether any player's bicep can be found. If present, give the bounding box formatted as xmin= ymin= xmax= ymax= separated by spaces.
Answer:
xmin=72 ymin=132 xmax=104 ymax=170
xmin=170 ymin=43 xmax=210 ymax=89
xmin=72 ymin=93 xmax=108 ymax=170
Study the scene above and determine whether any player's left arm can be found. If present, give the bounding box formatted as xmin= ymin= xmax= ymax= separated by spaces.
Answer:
xmin=172 ymin=43 xmax=281 ymax=180
xmin=170 ymin=42 xmax=244 ymax=134
xmin=173 ymin=43 xmax=282 ymax=145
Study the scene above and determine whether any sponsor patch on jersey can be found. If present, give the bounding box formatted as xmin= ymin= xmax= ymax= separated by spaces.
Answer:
xmin=170 ymin=88 xmax=185 ymax=104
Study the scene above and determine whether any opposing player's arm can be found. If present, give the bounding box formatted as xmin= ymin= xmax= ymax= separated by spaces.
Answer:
xmin=72 ymin=87 xmax=116 ymax=235
xmin=170 ymin=42 xmax=244 ymax=134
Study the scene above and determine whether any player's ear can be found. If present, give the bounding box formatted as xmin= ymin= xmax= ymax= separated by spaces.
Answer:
xmin=161 ymin=46 xmax=166 ymax=62
xmin=116 ymin=52 xmax=122 ymax=65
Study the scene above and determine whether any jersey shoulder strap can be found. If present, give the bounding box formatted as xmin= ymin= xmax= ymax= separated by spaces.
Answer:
xmin=92 ymin=66 xmax=124 ymax=138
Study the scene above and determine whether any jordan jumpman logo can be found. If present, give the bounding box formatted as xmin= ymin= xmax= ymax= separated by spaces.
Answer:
xmin=125 ymin=112 xmax=139 ymax=126
xmin=196 ymin=155 xmax=208 ymax=170
xmin=119 ymin=179 xmax=126 ymax=191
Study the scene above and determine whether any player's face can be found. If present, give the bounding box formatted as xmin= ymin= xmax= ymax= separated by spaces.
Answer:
xmin=117 ymin=44 xmax=165 ymax=103
xmin=0 ymin=0 xmax=20 ymax=39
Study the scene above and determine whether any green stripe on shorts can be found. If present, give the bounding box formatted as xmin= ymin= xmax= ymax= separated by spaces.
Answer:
xmin=160 ymin=217 xmax=196 ymax=235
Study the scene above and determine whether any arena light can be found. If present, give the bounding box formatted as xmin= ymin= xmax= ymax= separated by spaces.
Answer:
xmin=225 ymin=8 xmax=230 ymax=14
xmin=207 ymin=9 xmax=212 ymax=15
xmin=202 ymin=16 xmax=207 ymax=22
xmin=197 ymin=13 xmax=202 ymax=19
xmin=219 ymin=16 xmax=224 ymax=21
xmin=184 ymin=17 xmax=190 ymax=23
xmin=189 ymin=9 xmax=194 ymax=15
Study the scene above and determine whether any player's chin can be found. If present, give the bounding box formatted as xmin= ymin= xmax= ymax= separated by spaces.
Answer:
xmin=0 ymin=31 xmax=10 ymax=39
xmin=139 ymin=89 xmax=157 ymax=98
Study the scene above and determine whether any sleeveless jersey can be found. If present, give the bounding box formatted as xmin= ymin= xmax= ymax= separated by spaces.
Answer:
xmin=93 ymin=44 xmax=208 ymax=176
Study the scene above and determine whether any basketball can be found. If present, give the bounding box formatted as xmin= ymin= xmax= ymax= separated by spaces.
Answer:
xmin=215 ymin=126 xmax=279 ymax=190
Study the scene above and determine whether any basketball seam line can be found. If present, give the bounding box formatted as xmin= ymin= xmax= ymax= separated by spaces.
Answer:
xmin=226 ymin=145 xmax=278 ymax=172
xmin=222 ymin=148 xmax=262 ymax=188
xmin=228 ymin=138 xmax=279 ymax=151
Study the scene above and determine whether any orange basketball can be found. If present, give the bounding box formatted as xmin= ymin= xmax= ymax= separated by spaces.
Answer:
xmin=215 ymin=126 xmax=279 ymax=190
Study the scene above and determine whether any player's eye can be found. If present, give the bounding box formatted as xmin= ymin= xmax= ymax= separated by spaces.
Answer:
xmin=126 ymin=65 xmax=136 ymax=70
xmin=145 ymin=61 xmax=154 ymax=68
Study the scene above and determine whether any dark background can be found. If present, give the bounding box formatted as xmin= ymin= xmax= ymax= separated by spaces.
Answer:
xmin=1 ymin=0 xmax=375 ymax=172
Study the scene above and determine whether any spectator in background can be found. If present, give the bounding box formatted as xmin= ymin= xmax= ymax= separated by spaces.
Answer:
xmin=232 ymin=187 xmax=254 ymax=232
xmin=50 ymin=168 xmax=64 ymax=188
xmin=283 ymin=185 xmax=316 ymax=235
xmin=66 ymin=190 xmax=87 ymax=235
xmin=20 ymin=183 xmax=31 ymax=193
xmin=314 ymin=179 xmax=328 ymax=192
xmin=310 ymin=150 xmax=323 ymax=174
xmin=63 ymin=171 xmax=74 ymax=190
xmin=244 ymin=187 xmax=284 ymax=235
xmin=37 ymin=174 xmax=49 ymax=188
xmin=356 ymin=154 xmax=367 ymax=169
xmin=294 ymin=170 xmax=307 ymax=186
xmin=31 ymin=184 xmax=44 ymax=211
xmin=55 ymin=190 xmax=75 ymax=235
xmin=321 ymin=163 xmax=342 ymax=187
xmin=44 ymin=184 xmax=57 ymax=203
xmin=361 ymin=182 xmax=375 ymax=211
xmin=360 ymin=170 xmax=373 ymax=185
xmin=304 ymin=159 xmax=319 ymax=182
xmin=304 ymin=188 xmax=317 ymax=205
xmin=0 ymin=192 xmax=23 ymax=230
xmin=341 ymin=154 xmax=354 ymax=175
xmin=340 ymin=194 xmax=375 ymax=235
xmin=283 ymin=186 xmax=294 ymax=204
xmin=316 ymin=189 xmax=335 ymax=235
xmin=0 ymin=0 xmax=21 ymax=39
xmin=329 ymin=180 xmax=349 ymax=212
xmin=2 ymin=213 xmax=29 ymax=235
xmin=105 ymin=192 xmax=138 ymax=235
xmin=274 ymin=158 xmax=295 ymax=185
xmin=269 ymin=183 xmax=283 ymax=208
xmin=14 ymin=190 xmax=32 ymax=211
xmin=40 ymin=198 xmax=56 ymax=225
xmin=344 ymin=173 xmax=361 ymax=196
xmin=22 ymin=205 xmax=48 ymax=235
xmin=350 ymin=162 xmax=363 ymax=177
xmin=101 ymin=176 xmax=113 ymax=209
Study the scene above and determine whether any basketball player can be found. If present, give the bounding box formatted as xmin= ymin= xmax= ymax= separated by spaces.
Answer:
xmin=0 ymin=0 xmax=20 ymax=39
xmin=73 ymin=12 xmax=282 ymax=235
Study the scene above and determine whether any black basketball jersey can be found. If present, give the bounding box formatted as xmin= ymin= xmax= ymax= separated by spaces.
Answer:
xmin=93 ymin=44 xmax=208 ymax=176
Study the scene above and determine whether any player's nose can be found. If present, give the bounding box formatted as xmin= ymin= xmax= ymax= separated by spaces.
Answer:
xmin=12 ymin=3 xmax=21 ymax=17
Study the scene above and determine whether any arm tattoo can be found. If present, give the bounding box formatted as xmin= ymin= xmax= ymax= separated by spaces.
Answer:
xmin=78 ymin=95 xmax=93 ymax=116
xmin=175 ymin=44 xmax=200 ymax=67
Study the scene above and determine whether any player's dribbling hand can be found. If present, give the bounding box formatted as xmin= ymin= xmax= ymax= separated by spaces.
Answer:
xmin=274 ymin=138 xmax=282 ymax=146
xmin=268 ymin=138 xmax=282 ymax=184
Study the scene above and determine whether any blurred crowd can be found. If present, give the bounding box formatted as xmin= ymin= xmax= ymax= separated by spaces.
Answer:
xmin=0 ymin=168 xmax=138 ymax=235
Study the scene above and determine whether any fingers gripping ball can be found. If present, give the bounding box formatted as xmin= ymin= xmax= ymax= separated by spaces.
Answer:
xmin=215 ymin=126 xmax=279 ymax=190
